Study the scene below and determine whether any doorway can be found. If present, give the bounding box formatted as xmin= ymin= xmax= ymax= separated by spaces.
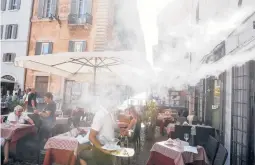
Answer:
xmin=35 ymin=76 xmax=49 ymax=98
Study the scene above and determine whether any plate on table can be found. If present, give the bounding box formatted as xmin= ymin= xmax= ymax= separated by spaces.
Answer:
xmin=111 ymin=148 xmax=135 ymax=157
xmin=102 ymin=144 xmax=121 ymax=151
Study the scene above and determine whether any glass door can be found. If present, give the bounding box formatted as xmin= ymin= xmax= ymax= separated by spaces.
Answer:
xmin=231 ymin=62 xmax=250 ymax=165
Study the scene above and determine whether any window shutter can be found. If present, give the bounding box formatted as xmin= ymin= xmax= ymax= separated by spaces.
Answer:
xmin=82 ymin=41 xmax=87 ymax=51
xmin=37 ymin=0 xmax=45 ymax=18
xmin=35 ymin=42 xmax=42 ymax=55
xmin=12 ymin=25 xmax=18 ymax=39
xmin=11 ymin=53 xmax=16 ymax=62
xmin=0 ymin=25 xmax=3 ymax=39
xmin=1 ymin=0 xmax=7 ymax=11
xmin=48 ymin=42 xmax=53 ymax=54
xmin=68 ymin=41 xmax=74 ymax=52
xmin=50 ymin=0 xmax=57 ymax=16
xmin=5 ymin=25 xmax=9 ymax=39
xmin=16 ymin=0 xmax=21 ymax=10
xmin=3 ymin=53 xmax=6 ymax=62
xmin=86 ymin=0 xmax=92 ymax=14
xmin=70 ymin=0 xmax=78 ymax=14
xmin=8 ymin=0 xmax=13 ymax=10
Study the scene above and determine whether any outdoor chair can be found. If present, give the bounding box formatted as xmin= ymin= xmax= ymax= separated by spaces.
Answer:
xmin=195 ymin=126 xmax=215 ymax=146
xmin=204 ymin=136 xmax=219 ymax=164
xmin=174 ymin=125 xmax=192 ymax=141
xmin=213 ymin=143 xmax=228 ymax=165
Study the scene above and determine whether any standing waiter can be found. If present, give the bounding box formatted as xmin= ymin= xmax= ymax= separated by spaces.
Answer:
xmin=89 ymin=99 xmax=117 ymax=165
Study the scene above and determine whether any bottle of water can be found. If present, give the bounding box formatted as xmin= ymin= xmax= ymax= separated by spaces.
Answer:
xmin=190 ymin=126 xmax=196 ymax=146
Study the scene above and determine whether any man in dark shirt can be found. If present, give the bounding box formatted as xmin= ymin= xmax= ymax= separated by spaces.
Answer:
xmin=34 ymin=92 xmax=56 ymax=139
xmin=27 ymin=88 xmax=37 ymax=112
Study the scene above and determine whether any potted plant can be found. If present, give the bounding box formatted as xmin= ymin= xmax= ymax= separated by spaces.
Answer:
xmin=143 ymin=100 xmax=158 ymax=140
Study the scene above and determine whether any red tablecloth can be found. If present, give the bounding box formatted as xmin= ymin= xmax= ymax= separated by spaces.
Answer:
xmin=43 ymin=148 xmax=76 ymax=165
xmin=147 ymin=151 xmax=207 ymax=165
xmin=43 ymin=127 xmax=89 ymax=165
xmin=148 ymin=141 xmax=209 ymax=165
xmin=1 ymin=123 xmax=36 ymax=142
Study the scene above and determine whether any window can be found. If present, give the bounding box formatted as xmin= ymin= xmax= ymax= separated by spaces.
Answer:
xmin=37 ymin=0 xmax=58 ymax=18
xmin=68 ymin=41 xmax=86 ymax=52
xmin=1 ymin=0 xmax=7 ymax=11
xmin=4 ymin=24 xmax=18 ymax=39
xmin=70 ymin=0 xmax=92 ymax=16
xmin=0 ymin=25 xmax=3 ymax=39
xmin=2 ymin=53 xmax=16 ymax=62
xmin=8 ymin=0 xmax=21 ymax=10
xmin=35 ymin=42 xmax=53 ymax=55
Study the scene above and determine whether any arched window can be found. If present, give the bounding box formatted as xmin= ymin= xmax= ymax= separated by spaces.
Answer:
xmin=2 ymin=53 xmax=16 ymax=62
xmin=1 ymin=75 xmax=15 ymax=81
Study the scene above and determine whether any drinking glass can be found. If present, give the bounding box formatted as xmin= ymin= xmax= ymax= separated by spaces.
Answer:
xmin=184 ymin=133 xmax=189 ymax=142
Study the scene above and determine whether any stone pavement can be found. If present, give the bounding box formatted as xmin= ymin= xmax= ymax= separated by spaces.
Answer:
xmin=6 ymin=127 xmax=167 ymax=165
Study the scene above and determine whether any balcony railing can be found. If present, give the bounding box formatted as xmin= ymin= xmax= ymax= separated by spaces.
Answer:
xmin=68 ymin=13 xmax=93 ymax=25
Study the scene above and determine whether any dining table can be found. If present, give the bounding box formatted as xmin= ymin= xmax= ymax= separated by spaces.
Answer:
xmin=147 ymin=139 xmax=209 ymax=165
xmin=43 ymin=127 xmax=90 ymax=165
xmin=1 ymin=123 xmax=36 ymax=152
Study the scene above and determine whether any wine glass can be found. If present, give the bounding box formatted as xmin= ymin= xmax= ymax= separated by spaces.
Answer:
xmin=184 ymin=133 xmax=189 ymax=142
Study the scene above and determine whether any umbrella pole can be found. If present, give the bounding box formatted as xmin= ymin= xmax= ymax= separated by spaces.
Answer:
xmin=93 ymin=66 xmax=96 ymax=96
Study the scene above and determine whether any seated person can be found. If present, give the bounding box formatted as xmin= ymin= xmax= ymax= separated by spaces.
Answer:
xmin=121 ymin=106 xmax=138 ymax=136
xmin=7 ymin=105 xmax=34 ymax=125
xmin=34 ymin=92 xmax=56 ymax=139
xmin=1 ymin=138 xmax=10 ymax=164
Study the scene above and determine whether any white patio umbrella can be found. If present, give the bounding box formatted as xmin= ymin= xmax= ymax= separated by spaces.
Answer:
xmin=14 ymin=51 xmax=152 ymax=93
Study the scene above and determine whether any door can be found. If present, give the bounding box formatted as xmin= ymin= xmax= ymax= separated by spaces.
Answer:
xmin=249 ymin=60 xmax=255 ymax=164
xmin=231 ymin=63 xmax=250 ymax=165
xmin=35 ymin=76 xmax=48 ymax=98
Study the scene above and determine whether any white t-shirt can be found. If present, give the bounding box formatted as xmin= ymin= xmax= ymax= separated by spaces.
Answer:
xmin=7 ymin=112 xmax=29 ymax=124
xmin=91 ymin=106 xmax=115 ymax=144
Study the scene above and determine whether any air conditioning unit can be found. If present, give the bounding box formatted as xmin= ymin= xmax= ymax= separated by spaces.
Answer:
xmin=253 ymin=21 xmax=255 ymax=29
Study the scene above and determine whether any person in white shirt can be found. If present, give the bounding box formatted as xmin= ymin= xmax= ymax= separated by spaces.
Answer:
xmin=7 ymin=105 xmax=34 ymax=125
xmin=89 ymin=103 xmax=117 ymax=165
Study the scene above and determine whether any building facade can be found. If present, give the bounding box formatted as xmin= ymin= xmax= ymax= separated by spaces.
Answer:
xmin=1 ymin=0 xmax=33 ymax=93
xmin=25 ymin=0 xmax=114 ymax=102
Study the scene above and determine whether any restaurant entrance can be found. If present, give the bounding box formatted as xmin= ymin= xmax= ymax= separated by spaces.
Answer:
xmin=231 ymin=60 xmax=255 ymax=165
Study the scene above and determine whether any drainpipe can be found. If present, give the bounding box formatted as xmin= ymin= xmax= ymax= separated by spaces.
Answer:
xmin=24 ymin=0 xmax=35 ymax=90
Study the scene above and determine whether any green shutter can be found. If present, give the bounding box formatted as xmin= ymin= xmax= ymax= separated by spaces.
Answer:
xmin=37 ymin=0 xmax=45 ymax=18
xmin=8 ymin=0 xmax=13 ymax=10
xmin=16 ymin=0 xmax=21 ymax=10
xmin=12 ymin=24 xmax=18 ymax=39
xmin=68 ymin=41 xmax=74 ymax=52
xmin=1 ymin=0 xmax=7 ymax=11
xmin=82 ymin=41 xmax=87 ymax=51
xmin=50 ymin=0 xmax=58 ymax=16
xmin=35 ymin=42 xmax=42 ymax=55
xmin=70 ymin=0 xmax=78 ymax=14
xmin=48 ymin=42 xmax=53 ymax=54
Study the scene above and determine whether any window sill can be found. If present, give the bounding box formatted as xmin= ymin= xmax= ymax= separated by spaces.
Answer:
xmin=2 ymin=62 xmax=14 ymax=64
xmin=31 ymin=16 xmax=67 ymax=22
xmin=8 ymin=9 xmax=19 ymax=12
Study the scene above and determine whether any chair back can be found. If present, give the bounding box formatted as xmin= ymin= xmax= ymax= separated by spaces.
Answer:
xmin=174 ymin=125 xmax=191 ymax=141
xmin=195 ymin=126 xmax=215 ymax=146
xmin=205 ymin=136 xmax=219 ymax=162
xmin=213 ymin=143 xmax=228 ymax=165
xmin=176 ymin=117 xmax=187 ymax=124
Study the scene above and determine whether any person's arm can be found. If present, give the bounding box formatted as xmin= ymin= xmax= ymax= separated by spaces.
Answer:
xmin=126 ymin=118 xmax=137 ymax=131
xmin=39 ymin=110 xmax=51 ymax=117
xmin=89 ymin=129 xmax=111 ymax=154
xmin=23 ymin=115 xmax=34 ymax=125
